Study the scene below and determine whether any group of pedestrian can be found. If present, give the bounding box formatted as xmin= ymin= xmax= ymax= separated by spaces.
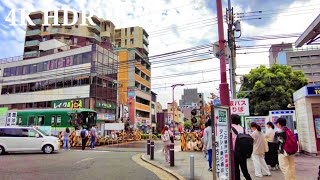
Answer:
xmin=201 ymin=114 xmax=297 ymax=180
xmin=62 ymin=126 xmax=98 ymax=151
xmin=233 ymin=115 xmax=297 ymax=180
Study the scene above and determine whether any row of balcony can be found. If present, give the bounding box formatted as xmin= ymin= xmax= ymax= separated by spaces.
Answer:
xmin=143 ymin=35 xmax=149 ymax=45
xmin=24 ymin=51 xmax=39 ymax=58
xmin=25 ymin=40 xmax=40 ymax=47
xmin=26 ymin=29 xmax=41 ymax=36
xmin=143 ymin=44 xmax=149 ymax=53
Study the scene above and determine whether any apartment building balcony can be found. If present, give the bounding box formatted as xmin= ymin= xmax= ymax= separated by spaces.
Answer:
xmin=143 ymin=44 xmax=149 ymax=54
xmin=24 ymin=51 xmax=39 ymax=58
xmin=26 ymin=29 xmax=41 ymax=36
xmin=25 ymin=40 xmax=40 ymax=47
xmin=88 ymin=24 xmax=101 ymax=34
xmin=143 ymin=35 xmax=149 ymax=45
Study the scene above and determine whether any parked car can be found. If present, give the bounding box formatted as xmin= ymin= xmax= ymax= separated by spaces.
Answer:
xmin=0 ymin=127 xmax=60 ymax=154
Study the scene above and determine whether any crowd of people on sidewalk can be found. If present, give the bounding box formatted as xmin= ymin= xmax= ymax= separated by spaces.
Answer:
xmin=160 ymin=114 xmax=298 ymax=180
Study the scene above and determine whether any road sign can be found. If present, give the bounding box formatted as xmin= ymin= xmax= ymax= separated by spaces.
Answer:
xmin=213 ymin=99 xmax=221 ymax=106
xmin=213 ymin=107 xmax=230 ymax=179
xmin=230 ymin=98 xmax=249 ymax=116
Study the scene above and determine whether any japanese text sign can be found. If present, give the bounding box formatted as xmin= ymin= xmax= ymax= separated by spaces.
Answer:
xmin=230 ymin=98 xmax=249 ymax=116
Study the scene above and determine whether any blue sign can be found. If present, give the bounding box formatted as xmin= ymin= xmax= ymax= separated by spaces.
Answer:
xmin=307 ymin=86 xmax=320 ymax=96
xmin=213 ymin=99 xmax=221 ymax=106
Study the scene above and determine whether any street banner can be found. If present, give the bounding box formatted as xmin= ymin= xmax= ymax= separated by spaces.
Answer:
xmin=0 ymin=108 xmax=8 ymax=127
xmin=245 ymin=116 xmax=269 ymax=133
xmin=213 ymin=107 xmax=230 ymax=179
xmin=230 ymin=98 xmax=249 ymax=116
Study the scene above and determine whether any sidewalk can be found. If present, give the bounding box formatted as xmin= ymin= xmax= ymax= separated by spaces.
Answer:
xmin=142 ymin=142 xmax=320 ymax=180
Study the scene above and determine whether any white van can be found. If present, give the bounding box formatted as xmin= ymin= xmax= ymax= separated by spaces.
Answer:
xmin=0 ymin=127 xmax=60 ymax=154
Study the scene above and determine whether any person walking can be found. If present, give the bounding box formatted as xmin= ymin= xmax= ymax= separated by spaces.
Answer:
xmin=231 ymin=114 xmax=252 ymax=180
xmin=265 ymin=122 xmax=279 ymax=170
xmin=161 ymin=126 xmax=171 ymax=163
xmin=250 ymin=122 xmax=271 ymax=178
xmin=275 ymin=118 xmax=297 ymax=180
xmin=80 ymin=127 xmax=89 ymax=150
xmin=90 ymin=125 xmax=97 ymax=150
xmin=203 ymin=119 xmax=212 ymax=171
xmin=63 ymin=128 xmax=71 ymax=150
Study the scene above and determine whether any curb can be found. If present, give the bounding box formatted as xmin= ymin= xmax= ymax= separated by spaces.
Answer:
xmin=140 ymin=153 xmax=186 ymax=180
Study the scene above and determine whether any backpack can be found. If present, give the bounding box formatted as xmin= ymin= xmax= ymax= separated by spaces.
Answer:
xmin=80 ymin=130 xmax=86 ymax=138
xmin=282 ymin=127 xmax=298 ymax=155
xmin=232 ymin=127 xmax=254 ymax=158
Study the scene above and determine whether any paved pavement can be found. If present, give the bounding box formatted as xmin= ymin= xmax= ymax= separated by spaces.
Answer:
xmin=142 ymin=141 xmax=320 ymax=180
xmin=0 ymin=150 xmax=160 ymax=180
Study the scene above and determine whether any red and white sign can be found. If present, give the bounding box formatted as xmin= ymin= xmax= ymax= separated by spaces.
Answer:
xmin=230 ymin=98 xmax=249 ymax=116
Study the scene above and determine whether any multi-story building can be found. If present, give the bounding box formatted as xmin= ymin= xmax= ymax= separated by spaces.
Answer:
xmin=117 ymin=48 xmax=151 ymax=129
xmin=0 ymin=44 xmax=118 ymax=122
xmin=24 ymin=11 xmax=115 ymax=59
xmin=167 ymin=102 xmax=184 ymax=130
xmin=269 ymin=43 xmax=320 ymax=84
xmin=115 ymin=26 xmax=149 ymax=56
xmin=179 ymin=88 xmax=204 ymax=108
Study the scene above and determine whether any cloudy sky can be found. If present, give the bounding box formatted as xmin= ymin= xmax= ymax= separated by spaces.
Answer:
xmin=0 ymin=0 xmax=319 ymax=108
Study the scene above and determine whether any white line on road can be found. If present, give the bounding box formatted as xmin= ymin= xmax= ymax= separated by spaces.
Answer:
xmin=73 ymin=150 xmax=110 ymax=153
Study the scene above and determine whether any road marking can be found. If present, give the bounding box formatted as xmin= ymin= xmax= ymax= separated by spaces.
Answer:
xmin=75 ymin=157 xmax=94 ymax=164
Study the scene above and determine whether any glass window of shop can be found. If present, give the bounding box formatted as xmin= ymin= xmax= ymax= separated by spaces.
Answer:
xmin=30 ymin=64 xmax=37 ymax=74
xmin=22 ymin=65 xmax=30 ymax=75
xmin=83 ymin=52 xmax=92 ymax=64
xmin=37 ymin=62 xmax=44 ymax=72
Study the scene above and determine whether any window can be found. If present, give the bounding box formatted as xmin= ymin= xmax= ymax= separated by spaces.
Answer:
xmin=43 ymin=61 xmax=48 ymax=71
xmin=83 ymin=52 xmax=92 ymax=64
xmin=15 ymin=85 xmax=21 ymax=93
xmin=44 ymin=26 xmax=48 ymax=32
xmin=57 ymin=116 xmax=61 ymax=126
xmin=10 ymin=67 xmax=17 ymax=76
xmin=17 ymin=116 xmax=22 ymax=125
xmin=125 ymin=39 xmax=127 ymax=46
xmin=3 ymin=68 xmax=10 ymax=77
xmin=74 ymin=37 xmax=78 ymax=44
xmin=17 ymin=66 xmax=23 ymax=75
xmin=28 ymin=116 xmax=35 ymax=126
xmin=56 ymin=78 xmax=64 ymax=88
xmin=65 ymin=56 xmax=73 ymax=67
xmin=130 ymin=27 xmax=134 ymax=35
xmin=73 ymin=54 xmax=82 ymax=65
xmin=130 ymin=38 xmax=134 ymax=44
xmin=37 ymin=63 xmax=44 ymax=72
xmin=125 ymin=28 xmax=127 ymax=36
xmin=1 ymin=128 xmax=22 ymax=137
xmin=30 ymin=64 xmax=37 ymax=74
xmin=57 ymin=58 xmax=65 ymax=68
xmin=38 ymin=116 xmax=45 ymax=126
xmin=22 ymin=65 xmax=30 ymax=75
xmin=64 ymin=77 xmax=72 ymax=87
xmin=51 ymin=116 xmax=56 ymax=126
xmin=28 ymin=129 xmax=37 ymax=137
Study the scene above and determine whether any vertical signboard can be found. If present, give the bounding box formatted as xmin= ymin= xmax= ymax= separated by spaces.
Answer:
xmin=0 ymin=108 xmax=8 ymax=127
xmin=213 ymin=107 xmax=230 ymax=179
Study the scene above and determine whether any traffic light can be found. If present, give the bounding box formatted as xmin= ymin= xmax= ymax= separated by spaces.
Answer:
xmin=191 ymin=109 xmax=197 ymax=124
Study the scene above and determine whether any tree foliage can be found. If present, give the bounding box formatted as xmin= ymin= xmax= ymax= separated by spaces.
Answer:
xmin=184 ymin=120 xmax=193 ymax=130
xmin=238 ymin=64 xmax=308 ymax=116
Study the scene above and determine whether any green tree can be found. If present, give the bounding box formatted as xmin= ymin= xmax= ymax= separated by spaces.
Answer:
xmin=238 ymin=64 xmax=308 ymax=116
xmin=184 ymin=120 xmax=193 ymax=130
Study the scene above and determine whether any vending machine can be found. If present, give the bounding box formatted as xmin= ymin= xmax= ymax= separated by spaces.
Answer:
xmin=269 ymin=110 xmax=296 ymax=134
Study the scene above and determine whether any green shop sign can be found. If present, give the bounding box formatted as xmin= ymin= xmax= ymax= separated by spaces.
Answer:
xmin=52 ymin=99 xmax=84 ymax=109
xmin=96 ymin=102 xmax=116 ymax=109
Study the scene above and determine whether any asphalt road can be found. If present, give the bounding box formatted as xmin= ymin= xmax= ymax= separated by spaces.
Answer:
xmin=0 ymin=150 xmax=160 ymax=180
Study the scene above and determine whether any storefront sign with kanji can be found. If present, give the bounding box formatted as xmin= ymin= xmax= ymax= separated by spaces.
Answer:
xmin=230 ymin=98 xmax=249 ymax=116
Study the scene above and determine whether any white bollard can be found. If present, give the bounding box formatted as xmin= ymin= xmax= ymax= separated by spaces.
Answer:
xmin=190 ymin=155 xmax=194 ymax=180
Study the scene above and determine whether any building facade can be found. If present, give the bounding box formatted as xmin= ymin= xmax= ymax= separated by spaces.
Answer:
xmin=0 ymin=44 xmax=118 ymax=122
xmin=269 ymin=43 xmax=320 ymax=84
xmin=24 ymin=11 xmax=115 ymax=59
xmin=117 ymin=48 xmax=151 ymax=129
xmin=115 ymin=26 xmax=149 ymax=56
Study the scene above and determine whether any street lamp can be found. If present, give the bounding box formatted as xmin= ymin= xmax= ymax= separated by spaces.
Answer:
xmin=171 ymin=83 xmax=184 ymax=136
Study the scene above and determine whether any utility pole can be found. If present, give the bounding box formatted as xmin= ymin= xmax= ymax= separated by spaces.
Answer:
xmin=228 ymin=0 xmax=237 ymax=99
xmin=171 ymin=84 xmax=184 ymax=136
xmin=216 ymin=0 xmax=230 ymax=107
